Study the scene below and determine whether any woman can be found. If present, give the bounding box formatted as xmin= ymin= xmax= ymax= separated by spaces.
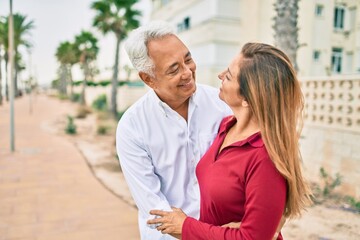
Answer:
xmin=148 ymin=42 xmax=312 ymax=239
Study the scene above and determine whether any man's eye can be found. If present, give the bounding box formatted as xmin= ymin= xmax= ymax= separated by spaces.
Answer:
xmin=169 ymin=68 xmax=179 ymax=75
xmin=185 ymin=58 xmax=192 ymax=63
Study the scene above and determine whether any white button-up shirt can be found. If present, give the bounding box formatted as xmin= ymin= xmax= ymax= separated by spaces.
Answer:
xmin=116 ymin=84 xmax=231 ymax=239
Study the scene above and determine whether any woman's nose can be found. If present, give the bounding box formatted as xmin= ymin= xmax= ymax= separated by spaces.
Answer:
xmin=218 ymin=71 xmax=225 ymax=81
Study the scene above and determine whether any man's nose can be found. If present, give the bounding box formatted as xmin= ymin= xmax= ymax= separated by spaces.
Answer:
xmin=181 ymin=65 xmax=192 ymax=79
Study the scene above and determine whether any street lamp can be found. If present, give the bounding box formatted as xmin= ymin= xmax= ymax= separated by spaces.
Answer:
xmin=8 ymin=0 xmax=15 ymax=152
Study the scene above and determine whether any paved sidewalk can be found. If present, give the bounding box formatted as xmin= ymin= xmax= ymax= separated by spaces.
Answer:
xmin=0 ymin=94 xmax=140 ymax=240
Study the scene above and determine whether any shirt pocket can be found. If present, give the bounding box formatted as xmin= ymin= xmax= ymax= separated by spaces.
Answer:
xmin=198 ymin=133 xmax=217 ymax=157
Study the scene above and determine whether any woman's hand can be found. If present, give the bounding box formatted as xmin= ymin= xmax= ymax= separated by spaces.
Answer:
xmin=221 ymin=222 xmax=241 ymax=228
xmin=147 ymin=207 xmax=187 ymax=238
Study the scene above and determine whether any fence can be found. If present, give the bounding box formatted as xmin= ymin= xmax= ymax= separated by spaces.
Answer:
xmin=300 ymin=75 xmax=360 ymax=198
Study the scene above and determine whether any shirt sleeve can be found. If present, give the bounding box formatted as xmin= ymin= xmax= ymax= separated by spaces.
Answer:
xmin=182 ymin=154 xmax=286 ymax=240
xmin=116 ymin=114 xmax=174 ymax=240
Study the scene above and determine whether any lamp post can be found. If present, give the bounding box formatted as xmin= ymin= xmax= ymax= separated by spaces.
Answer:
xmin=9 ymin=0 xmax=15 ymax=152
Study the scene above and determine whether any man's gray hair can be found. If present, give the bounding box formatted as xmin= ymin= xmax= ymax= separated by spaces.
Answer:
xmin=124 ymin=21 xmax=175 ymax=77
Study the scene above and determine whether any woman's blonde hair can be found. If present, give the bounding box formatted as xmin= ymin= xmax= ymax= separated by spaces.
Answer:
xmin=238 ymin=42 xmax=312 ymax=218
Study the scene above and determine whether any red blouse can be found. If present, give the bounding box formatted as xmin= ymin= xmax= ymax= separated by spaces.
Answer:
xmin=182 ymin=116 xmax=287 ymax=240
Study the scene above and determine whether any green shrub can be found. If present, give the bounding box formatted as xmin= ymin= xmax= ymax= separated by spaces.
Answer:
xmin=58 ymin=94 xmax=68 ymax=100
xmin=70 ymin=93 xmax=81 ymax=103
xmin=73 ymin=80 xmax=83 ymax=86
xmin=346 ymin=196 xmax=360 ymax=211
xmin=118 ymin=81 xmax=128 ymax=86
xmin=65 ymin=116 xmax=77 ymax=134
xmin=92 ymin=94 xmax=108 ymax=111
xmin=99 ymin=81 xmax=110 ymax=87
xmin=97 ymin=125 xmax=109 ymax=135
xmin=319 ymin=167 xmax=342 ymax=196
xmin=51 ymin=79 xmax=59 ymax=89
xmin=87 ymin=81 xmax=98 ymax=87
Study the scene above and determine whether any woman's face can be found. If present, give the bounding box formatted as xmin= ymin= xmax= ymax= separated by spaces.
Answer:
xmin=218 ymin=54 xmax=244 ymax=108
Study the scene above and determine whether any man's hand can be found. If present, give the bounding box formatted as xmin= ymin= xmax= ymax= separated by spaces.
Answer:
xmin=147 ymin=207 xmax=187 ymax=238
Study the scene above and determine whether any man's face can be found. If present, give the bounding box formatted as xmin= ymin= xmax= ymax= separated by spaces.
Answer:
xmin=144 ymin=35 xmax=196 ymax=106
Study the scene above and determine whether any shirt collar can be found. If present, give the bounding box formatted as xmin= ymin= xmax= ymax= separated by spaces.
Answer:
xmin=149 ymin=87 xmax=199 ymax=117
xmin=219 ymin=116 xmax=264 ymax=148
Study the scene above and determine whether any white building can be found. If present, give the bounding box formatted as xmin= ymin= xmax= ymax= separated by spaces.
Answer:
xmin=151 ymin=0 xmax=360 ymax=85
xmin=151 ymin=0 xmax=360 ymax=198
xmin=299 ymin=0 xmax=360 ymax=77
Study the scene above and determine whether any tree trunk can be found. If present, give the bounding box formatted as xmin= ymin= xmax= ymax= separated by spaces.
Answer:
xmin=14 ymin=50 xmax=19 ymax=97
xmin=0 ymin=53 xmax=3 ymax=105
xmin=273 ymin=0 xmax=299 ymax=71
xmin=5 ymin=60 xmax=9 ymax=101
xmin=68 ymin=65 xmax=74 ymax=98
xmin=80 ymin=62 xmax=88 ymax=106
xmin=14 ymin=63 xmax=19 ymax=97
xmin=60 ymin=64 xmax=67 ymax=95
xmin=111 ymin=36 xmax=121 ymax=119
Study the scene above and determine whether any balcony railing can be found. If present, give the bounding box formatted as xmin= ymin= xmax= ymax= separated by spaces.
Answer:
xmin=301 ymin=75 xmax=360 ymax=133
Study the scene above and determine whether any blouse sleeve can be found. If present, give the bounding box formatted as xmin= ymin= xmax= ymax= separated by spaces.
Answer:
xmin=182 ymin=155 xmax=287 ymax=240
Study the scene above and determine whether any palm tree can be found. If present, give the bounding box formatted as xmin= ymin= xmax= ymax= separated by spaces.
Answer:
xmin=12 ymin=13 xmax=34 ymax=96
xmin=55 ymin=41 xmax=77 ymax=97
xmin=1 ymin=16 xmax=9 ymax=101
xmin=55 ymin=43 xmax=69 ymax=95
xmin=273 ymin=0 xmax=299 ymax=71
xmin=1 ymin=13 xmax=34 ymax=98
xmin=91 ymin=0 xmax=141 ymax=118
xmin=74 ymin=31 xmax=99 ymax=105
xmin=15 ymin=52 xmax=26 ymax=93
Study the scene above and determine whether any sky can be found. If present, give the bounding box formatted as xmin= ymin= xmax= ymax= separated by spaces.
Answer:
xmin=0 ymin=0 xmax=151 ymax=86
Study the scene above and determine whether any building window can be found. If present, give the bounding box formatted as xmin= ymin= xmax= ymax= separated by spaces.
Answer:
xmin=334 ymin=6 xmax=345 ymax=30
xmin=161 ymin=0 xmax=170 ymax=6
xmin=331 ymin=48 xmax=343 ymax=73
xmin=345 ymin=52 xmax=353 ymax=74
xmin=315 ymin=5 xmax=324 ymax=17
xmin=177 ymin=17 xmax=191 ymax=33
xmin=313 ymin=50 xmax=321 ymax=62
xmin=184 ymin=17 xmax=190 ymax=30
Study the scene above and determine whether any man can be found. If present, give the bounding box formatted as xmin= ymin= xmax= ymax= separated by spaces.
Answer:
xmin=116 ymin=21 xmax=231 ymax=239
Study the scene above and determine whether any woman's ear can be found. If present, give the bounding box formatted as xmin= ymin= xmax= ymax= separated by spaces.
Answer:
xmin=139 ymin=72 xmax=156 ymax=89
xmin=241 ymin=99 xmax=249 ymax=107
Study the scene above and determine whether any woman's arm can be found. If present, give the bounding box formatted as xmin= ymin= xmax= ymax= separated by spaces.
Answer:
xmin=148 ymin=156 xmax=287 ymax=240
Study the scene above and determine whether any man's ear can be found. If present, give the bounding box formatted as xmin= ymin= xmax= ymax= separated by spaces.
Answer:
xmin=139 ymin=72 xmax=156 ymax=89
